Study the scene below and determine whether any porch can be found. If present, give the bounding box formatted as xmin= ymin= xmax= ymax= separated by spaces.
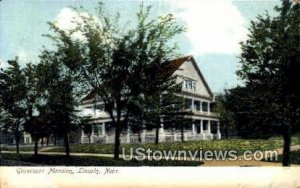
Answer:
xmin=81 ymin=120 xmax=221 ymax=144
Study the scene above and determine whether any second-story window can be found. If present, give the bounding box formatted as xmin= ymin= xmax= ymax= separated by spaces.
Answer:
xmin=194 ymin=100 xmax=200 ymax=111
xmin=184 ymin=78 xmax=196 ymax=91
xmin=202 ymin=102 xmax=208 ymax=112
xmin=185 ymin=98 xmax=193 ymax=110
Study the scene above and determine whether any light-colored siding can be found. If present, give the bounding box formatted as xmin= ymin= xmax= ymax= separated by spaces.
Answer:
xmin=174 ymin=60 xmax=211 ymax=98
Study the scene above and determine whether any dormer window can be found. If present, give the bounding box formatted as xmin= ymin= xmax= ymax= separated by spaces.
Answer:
xmin=184 ymin=78 xmax=196 ymax=91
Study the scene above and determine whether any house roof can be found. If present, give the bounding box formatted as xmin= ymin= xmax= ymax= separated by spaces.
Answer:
xmin=81 ymin=55 xmax=213 ymax=102
xmin=161 ymin=55 xmax=193 ymax=75
xmin=187 ymin=56 xmax=214 ymax=98
xmin=81 ymin=89 xmax=97 ymax=102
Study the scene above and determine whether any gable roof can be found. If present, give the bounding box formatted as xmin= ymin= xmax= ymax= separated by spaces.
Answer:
xmin=161 ymin=55 xmax=193 ymax=75
xmin=185 ymin=56 xmax=214 ymax=98
xmin=81 ymin=89 xmax=97 ymax=102
xmin=81 ymin=55 xmax=214 ymax=102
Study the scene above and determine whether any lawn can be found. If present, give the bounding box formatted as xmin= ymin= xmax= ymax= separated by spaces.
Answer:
xmin=0 ymin=145 xmax=38 ymax=152
xmin=40 ymin=136 xmax=300 ymax=157
xmin=0 ymin=153 xmax=201 ymax=166
xmin=2 ymin=136 xmax=300 ymax=159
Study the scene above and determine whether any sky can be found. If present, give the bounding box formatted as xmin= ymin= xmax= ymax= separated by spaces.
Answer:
xmin=0 ymin=0 xmax=281 ymax=93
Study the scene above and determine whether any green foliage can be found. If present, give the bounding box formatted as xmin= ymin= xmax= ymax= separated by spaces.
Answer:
xmin=237 ymin=1 xmax=300 ymax=132
xmin=213 ymin=92 xmax=236 ymax=138
xmin=37 ymin=50 xmax=88 ymax=156
xmin=236 ymin=0 xmax=300 ymax=165
xmin=0 ymin=58 xmax=34 ymax=153
xmin=45 ymin=3 xmax=185 ymax=158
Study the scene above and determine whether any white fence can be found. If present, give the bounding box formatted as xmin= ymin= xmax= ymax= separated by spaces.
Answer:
xmin=81 ymin=132 xmax=221 ymax=144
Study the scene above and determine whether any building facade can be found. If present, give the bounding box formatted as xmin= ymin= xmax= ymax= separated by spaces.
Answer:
xmin=80 ymin=56 xmax=220 ymax=144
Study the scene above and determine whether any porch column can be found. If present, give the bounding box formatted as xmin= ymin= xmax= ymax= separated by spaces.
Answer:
xmin=159 ymin=117 xmax=165 ymax=142
xmin=81 ymin=129 xmax=85 ymax=143
xmin=217 ymin=122 xmax=221 ymax=139
xmin=141 ymin=121 xmax=146 ymax=143
xmin=208 ymin=120 xmax=212 ymax=139
xmin=200 ymin=101 xmax=203 ymax=112
xmin=173 ymin=128 xmax=177 ymax=141
xmin=200 ymin=120 xmax=203 ymax=134
xmin=192 ymin=122 xmax=195 ymax=135
xmin=91 ymin=125 xmax=94 ymax=143
xmin=208 ymin=102 xmax=210 ymax=113
xmin=97 ymin=124 xmax=101 ymax=137
xmin=184 ymin=132 xmax=187 ymax=141
xmin=126 ymin=125 xmax=130 ymax=143
xmin=191 ymin=98 xmax=194 ymax=110
xmin=159 ymin=117 xmax=164 ymax=133
xmin=141 ymin=130 xmax=146 ymax=143
xmin=102 ymin=123 xmax=106 ymax=136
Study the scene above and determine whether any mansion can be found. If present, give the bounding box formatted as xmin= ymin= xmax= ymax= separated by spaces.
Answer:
xmin=80 ymin=55 xmax=221 ymax=144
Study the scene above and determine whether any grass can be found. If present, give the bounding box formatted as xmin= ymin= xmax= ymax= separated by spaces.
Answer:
xmin=0 ymin=146 xmax=37 ymax=152
xmin=2 ymin=136 xmax=300 ymax=159
xmin=0 ymin=153 xmax=202 ymax=166
xmin=43 ymin=137 xmax=300 ymax=157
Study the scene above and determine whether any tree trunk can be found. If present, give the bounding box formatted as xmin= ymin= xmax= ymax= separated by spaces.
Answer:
xmin=15 ymin=134 xmax=20 ymax=155
xmin=34 ymin=138 xmax=38 ymax=156
xmin=114 ymin=122 xmax=121 ymax=160
xmin=282 ymin=128 xmax=291 ymax=166
xmin=16 ymin=140 xmax=20 ymax=155
xmin=64 ymin=133 xmax=70 ymax=156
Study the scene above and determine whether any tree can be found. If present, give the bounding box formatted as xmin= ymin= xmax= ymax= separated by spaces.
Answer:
xmin=237 ymin=0 xmax=300 ymax=166
xmin=212 ymin=92 xmax=235 ymax=139
xmin=163 ymin=94 xmax=193 ymax=142
xmin=0 ymin=59 xmax=27 ymax=154
xmin=46 ymin=4 xmax=184 ymax=159
xmin=0 ymin=59 xmax=50 ymax=155
xmin=38 ymin=50 xmax=82 ymax=156
xmin=22 ymin=63 xmax=49 ymax=156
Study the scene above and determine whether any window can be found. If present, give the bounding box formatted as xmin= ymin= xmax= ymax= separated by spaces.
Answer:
xmin=93 ymin=125 xmax=99 ymax=135
xmin=185 ymin=98 xmax=193 ymax=109
xmin=196 ymin=121 xmax=201 ymax=134
xmin=194 ymin=100 xmax=200 ymax=111
xmin=184 ymin=79 xmax=196 ymax=91
xmin=203 ymin=120 xmax=208 ymax=130
xmin=202 ymin=102 xmax=208 ymax=112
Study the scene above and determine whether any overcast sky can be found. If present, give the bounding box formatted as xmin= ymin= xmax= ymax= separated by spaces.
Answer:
xmin=0 ymin=0 xmax=280 ymax=93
